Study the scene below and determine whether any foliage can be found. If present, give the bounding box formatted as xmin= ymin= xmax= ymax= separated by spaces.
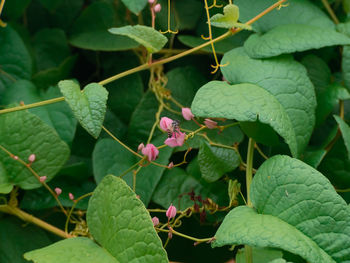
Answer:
xmin=0 ymin=0 xmax=350 ymax=262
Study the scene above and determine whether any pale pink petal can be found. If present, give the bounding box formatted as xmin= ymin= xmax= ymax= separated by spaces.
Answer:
xmin=165 ymin=137 xmax=178 ymax=147
xmin=142 ymin=144 xmax=159 ymax=161
xmin=55 ymin=187 xmax=62 ymax=196
xmin=204 ymin=118 xmax=217 ymax=129
xmin=28 ymin=154 xmax=36 ymax=163
xmin=39 ymin=176 xmax=47 ymax=183
xmin=152 ymin=216 xmax=159 ymax=226
xmin=154 ymin=3 xmax=161 ymax=12
xmin=160 ymin=117 xmax=173 ymax=131
xmin=138 ymin=143 xmax=145 ymax=152
xmin=166 ymin=204 xmax=177 ymax=219
xmin=182 ymin=108 xmax=194 ymax=120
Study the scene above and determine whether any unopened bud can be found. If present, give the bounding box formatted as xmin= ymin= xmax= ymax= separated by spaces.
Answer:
xmin=28 ymin=154 xmax=36 ymax=163
xmin=166 ymin=203 xmax=176 ymax=220
xmin=13 ymin=155 xmax=19 ymax=160
xmin=168 ymin=162 xmax=174 ymax=169
xmin=55 ymin=187 xmax=62 ymax=196
xmin=154 ymin=3 xmax=161 ymax=12
xmin=39 ymin=176 xmax=47 ymax=183
xmin=69 ymin=193 xmax=74 ymax=201
xmin=152 ymin=216 xmax=159 ymax=226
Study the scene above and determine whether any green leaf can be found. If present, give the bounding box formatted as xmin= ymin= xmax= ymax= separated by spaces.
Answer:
xmin=58 ymin=80 xmax=108 ymax=139
xmin=1 ymin=80 xmax=77 ymax=145
xmin=191 ymin=81 xmax=298 ymax=157
xmin=0 ymin=110 xmax=70 ymax=190
xmin=198 ymin=141 xmax=240 ymax=182
xmin=0 ymin=25 xmax=31 ymax=94
xmin=236 ymin=247 xmax=283 ymax=263
xmin=109 ymin=25 xmax=168 ymax=53
xmin=0 ymin=162 xmax=12 ymax=194
xmin=152 ymin=166 xmax=229 ymax=209
xmin=334 ymin=115 xmax=350 ymax=160
xmin=0 ymin=218 xmax=52 ymax=263
xmin=210 ymin=4 xmax=252 ymax=30
xmin=338 ymin=23 xmax=350 ymax=92
xmin=87 ymin=175 xmax=168 ymax=263
xmin=93 ymin=137 xmax=172 ymax=205
xmin=24 ymin=237 xmax=119 ymax=263
xmin=69 ymin=1 xmax=139 ymax=51
xmin=121 ymin=0 xmax=148 ymax=15
xmin=235 ymin=0 xmax=334 ymax=33
xmin=2 ymin=0 xmax=31 ymax=20
xmin=32 ymin=28 xmax=71 ymax=71
xmin=244 ymin=24 xmax=350 ymax=59
xmin=221 ymin=47 xmax=316 ymax=157
xmin=214 ymin=155 xmax=350 ymax=262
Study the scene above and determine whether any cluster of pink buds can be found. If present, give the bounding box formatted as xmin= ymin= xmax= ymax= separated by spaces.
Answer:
xmin=148 ymin=0 xmax=161 ymax=13
xmin=160 ymin=117 xmax=186 ymax=147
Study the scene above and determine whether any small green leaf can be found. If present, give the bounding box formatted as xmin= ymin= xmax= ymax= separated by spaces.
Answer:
xmin=198 ymin=141 xmax=240 ymax=182
xmin=210 ymin=4 xmax=252 ymax=30
xmin=214 ymin=155 xmax=350 ymax=262
xmin=24 ymin=237 xmax=119 ymax=263
xmin=0 ymin=25 xmax=31 ymax=94
xmin=87 ymin=175 xmax=168 ymax=263
xmin=244 ymin=24 xmax=350 ymax=58
xmin=334 ymin=115 xmax=350 ymax=160
xmin=108 ymin=25 xmax=168 ymax=53
xmin=191 ymin=81 xmax=298 ymax=157
xmin=221 ymin=47 xmax=316 ymax=157
xmin=69 ymin=2 xmax=138 ymax=51
xmin=0 ymin=110 xmax=70 ymax=190
xmin=58 ymin=80 xmax=108 ymax=139
xmin=121 ymin=0 xmax=148 ymax=15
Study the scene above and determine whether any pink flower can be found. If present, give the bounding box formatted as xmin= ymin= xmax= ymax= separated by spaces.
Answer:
xmin=138 ymin=143 xmax=145 ymax=152
xmin=28 ymin=154 xmax=36 ymax=163
xmin=182 ymin=108 xmax=194 ymax=120
xmin=141 ymin=144 xmax=159 ymax=161
xmin=160 ymin=117 xmax=173 ymax=131
xmin=154 ymin=3 xmax=161 ymax=12
xmin=204 ymin=118 xmax=217 ymax=129
xmin=39 ymin=176 xmax=47 ymax=183
xmin=152 ymin=216 xmax=159 ymax=226
xmin=165 ymin=131 xmax=185 ymax=147
xmin=166 ymin=203 xmax=177 ymax=220
xmin=148 ymin=0 xmax=155 ymax=4
xmin=55 ymin=187 xmax=62 ymax=196
xmin=69 ymin=193 xmax=75 ymax=201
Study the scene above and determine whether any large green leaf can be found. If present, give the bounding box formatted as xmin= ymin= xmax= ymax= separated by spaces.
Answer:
xmin=198 ymin=141 xmax=240 ymax=182
xmin=0 ymin=25 xmax=31 ymax=94
xmin=0 ymin=110 xmax=70 ymax=189
xmin=236 ymin=247 xmax=283 ymax=263
xmin=87 ymin=175 xmax=168 ymax=263
xmin=244 ymin=24 xmax=350 ymax=59
xmin=69 ymin=1 xmax=138 ymax=51
xmin=235 ymin=0 xmax=334 ymax=33
xmin=221 ymin=47 xmax=316 ymax=157
xmin=337 ymin=22 xmax=350 ymax=92
xmin=334 ymin=115 xmax=350 ymax=160
xmin=0 ymin=218 xmax=52 ymax=263
xmin=152 ymin=166 xmax=228 ymax=209
xmin=58 ymin=80 xmax=108 ymax=139
xmin=121 ymin=0 xmax=148 ymax=15
xmin=191 ymin=81 xmax=298 ymax=157
xmin=1 ymin=80 xmax=77 ymax=145
xmin=213 ymin=155 xmax=350 ymax=263
xmin=93 ymin=137 xmax=172 ymax=205
xmin=108 ymin=25 xmax=168 ymax=53
xmin=24 ymin=237 xmax=119 ymax=263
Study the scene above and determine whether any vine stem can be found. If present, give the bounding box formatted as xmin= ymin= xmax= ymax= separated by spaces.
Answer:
xmin=156 ymin=227 xmax=212 ymax=243
xmin=321 ymin=0 xmax=339 ymax=24
xmin=0 ymin=205 xmax=71 ymax=239
xmin=245 ymin=138 xmax=255 ymax=263
xmin=0 ymin=0 xmax=288 ymax=116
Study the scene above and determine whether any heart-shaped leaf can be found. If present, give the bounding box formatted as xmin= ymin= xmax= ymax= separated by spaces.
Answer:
xmin=58 ymin=80 xmax=108 ymax=139
xmin=220 ymin=47 xmax=316 ymax=157
xmin=108 ymin=25 xmax=168 ymax=53
xmin=0 ymin=110 xmax=70 ymax=190
xmin=191 ymin=81 xmax=298 ymax=157
xmin=87 ymin=175 xmax=168 ymax=263
xmin=244 ymin=24 xmax=350 ymax=58
xmin=213 ymin=155 xmax=350 ymax=263
xmin=210 ymin=4 xmax=252 ymax=30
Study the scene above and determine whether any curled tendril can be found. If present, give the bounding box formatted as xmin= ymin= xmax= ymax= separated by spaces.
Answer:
xmin=160 ymin=29 xmax=179 ymax=34
xmin=277 ymin=2 xmax=289 ymax=10
xmin=200 ymin=34 xmax=211 ymax=40
xmin=210 ymin=62 xmax=229 ymax=74
xmin=208 ymin=0 xmax=223 ymax=9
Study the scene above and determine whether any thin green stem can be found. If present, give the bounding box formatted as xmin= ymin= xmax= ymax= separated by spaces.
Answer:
xmin=147 ymin=103 xmax=164 ymax=144
xmin=156 ymin=227 xmax=212 ymax=243
xmin=246 ymin=138 xmax=255 ymax=207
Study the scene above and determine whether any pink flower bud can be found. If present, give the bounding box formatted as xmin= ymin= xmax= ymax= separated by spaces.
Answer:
xmin=148 ymin=0 xmax=155 ymax=4
xmin=168 ymin=162 xmax=174 ymax=169
xmin=168 ymin=226 xmax=173 ymax=239
xmin=141 ymin=144 xmax=159 ymax=161
xmin=182 ymin=108 xmax=194 ymax=120
xmin=138 ymin=143 xmax=145 ymax=152
xmin=28 ymin=154 xmax=36 ymax=163
xmin=152 ymin=216 xmax=159 ymax=226
xmin=39 ymin=176 xmax=47 ymax=183
xmin=154 ymin=3 xmax=161 ymax=12
xmin=164 ymin=131 xmax=186 ymax=147
xmin=166 ymin=203 xmax=177 ymax=220
xmin=204 ymin=119 xmax=217 ymax=129
xmin=13 ymin=155 xmax=19 ymax=160
xmin=160 ymin=117 xmax=173 ymax=131
xmin=69 ymin=193 xmax=74 ymax=201
xmin=55 ymin=187 xmax=62 ymax=196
